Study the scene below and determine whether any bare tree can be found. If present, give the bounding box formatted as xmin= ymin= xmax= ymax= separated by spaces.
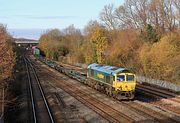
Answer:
xmin=100 ymin=4 xmax=118 ymax=30
xmin=173 ymin=0 xmax=180 ymax=27
xmin=149 ymin=0 xmax=176 ymax=32
xmin=164 ymin=0 xmax=176 ymax=31
xmin=114 ymin=2 xmax=139 ymax=29
xmin=131 ymin=0 xmax=150 ymax=28
xmin=63 ymin=24 xmax=83 ymax=49
xmin=114 ymin=0 xmax=150 ymax=29
xmin=101 ymin=0 xmax=178 ymax=32
xmin=114 ymin=5 xmax=135 ymax=29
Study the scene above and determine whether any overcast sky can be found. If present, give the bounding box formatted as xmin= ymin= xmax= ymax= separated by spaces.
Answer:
xmin=0 ymin=0 xmax=123 ymax=39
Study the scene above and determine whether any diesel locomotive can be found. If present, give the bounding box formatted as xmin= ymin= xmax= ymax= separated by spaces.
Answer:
xmin=87 ymin=63 xmax=136 ymax=100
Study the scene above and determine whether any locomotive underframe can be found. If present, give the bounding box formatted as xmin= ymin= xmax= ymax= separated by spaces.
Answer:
xmin=87 ymin=78 xmax=135 ymax=100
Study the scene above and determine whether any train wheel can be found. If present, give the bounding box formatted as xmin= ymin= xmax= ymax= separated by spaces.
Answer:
xmin=111 ymin=88 xmax=116 ymax=98
xmin=105 ymin=86 xmax=112 ymax=96
xmin=87 ymin=80 xmax=91 ymax=86
xmin=128 ymin=92 xmax=134 ymax=100
xmin=91 ymin=81 xmax=96 ymax=88
xmin=94 ymin=82 xmax=99 ymax=90
xmin=101 ymin=85 xmax=105 ymax=93
xmin=129 ymin=95 xmax=134 ymax=100
xmin=112 ymin=92 xmax=116 ymax=98
xmin=110 ymin=87 xmax=116 ymax=97
xmin=115 ymin=91 xmax=122 ymax=101
xmin=108 ymin=87 xmax=112 ymax=96
xmin=116 ymin=95 xmax=121 ymax=100
xmin=105 ymin=87 xmax=109 ymax=95
xmin=84 ymin=80 xmax=87 ymax=85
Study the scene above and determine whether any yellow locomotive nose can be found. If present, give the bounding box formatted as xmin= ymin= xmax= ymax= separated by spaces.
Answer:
xmin=123 ymin=85 xmax=131 ymax=91
xmin=118 ymin=86 xmax=122 ymax=90
xmin=115 ymin=81 xmax=136 ymax=91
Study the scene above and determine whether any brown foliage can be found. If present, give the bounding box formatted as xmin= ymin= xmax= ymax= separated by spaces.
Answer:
xmin=0 ymin=25 xmax=15 ymax=82
xmin=107 ymin=29 xmax=141 ymax=69
xmin=39 ymin=26 xmax=83 ymax=62
xmin=139 ymin=32 xmax=180 ymax=83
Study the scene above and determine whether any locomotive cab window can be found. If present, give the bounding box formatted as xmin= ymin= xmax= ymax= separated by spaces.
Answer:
xmin=126 ymin=75 xmax=134 ymax=81
xmin=117 ymin=75 xmax=125 ymax=81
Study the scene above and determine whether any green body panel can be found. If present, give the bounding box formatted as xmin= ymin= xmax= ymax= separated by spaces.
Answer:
xmin=89 ymin=76 xmax=112 ymax=86
xmin=88 ymin=68 xmax=113 ymax=85
xmin=34 ymin=48 xmax=40 ymax=56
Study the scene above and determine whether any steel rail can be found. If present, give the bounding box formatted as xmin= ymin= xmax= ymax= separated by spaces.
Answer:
xmin=25 ymin=57 xmax=55 ymax=123
xmin=24 ymin=58 xmax=37 ymax=123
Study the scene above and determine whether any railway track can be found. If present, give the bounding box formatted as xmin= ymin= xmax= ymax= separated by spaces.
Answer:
xmin=120 ymin=101 xmax=180 ymax=123
xmin=24 ymin=57 xmax=55 ymax=123
xmin=33 ymin=57 xmax=180 ymax=122
xmin=62 ymin=81 xmax=179 ymax=123
xmin=38 ymin=62 xmax=180 ymax=123
xmin=52 ymin=62 xmax=180 ymax=116
xmin=58 ymin=62 xmax=180 ymax=103
xmin=33 ymin=61 xmax=135 ymax=123
xmin=47 ymin=75 xmax=135 ymax=123
xmin=136 ymin=84 xmax=180 ymax=103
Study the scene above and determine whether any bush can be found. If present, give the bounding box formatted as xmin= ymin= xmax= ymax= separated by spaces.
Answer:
xmin=139 ymin=32 xmax=180 ymax=84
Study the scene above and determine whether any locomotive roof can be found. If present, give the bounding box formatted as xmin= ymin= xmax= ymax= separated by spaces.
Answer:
xmin=88 ymin=63 xmax=130 ymax=75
